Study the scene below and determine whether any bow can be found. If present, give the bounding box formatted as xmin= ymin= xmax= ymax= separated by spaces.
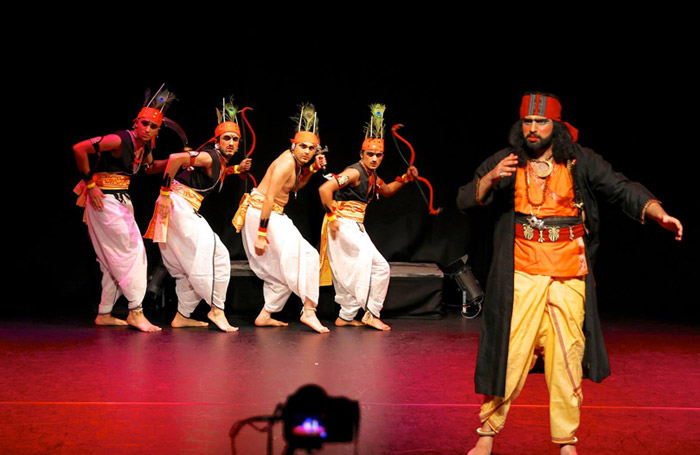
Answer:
xmin=391 ymin=124 xmax=442 ymax=215
xmin=162 ymin=117 xmax=189 ymax=147
xmin=226 ymin=106 xmax=258 ymax=188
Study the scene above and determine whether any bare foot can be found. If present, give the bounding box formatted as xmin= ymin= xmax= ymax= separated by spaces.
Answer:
xmin=561 ymin=443 xmax=578 ymax=455
xmin=300 ymin=307 xmax=330 ymax=334
xmin=126 ymin=309 xmax=162 ymax=332
xmin=95 ymin=314 xmax=128 ymax=326
xmin=254 ymin=309 xmax=289 ymax=327
xmin=171 ymin=312 xmax=209 ymax=328
xmin=361 ymin=311 xmax=391 ymax=331
xmin=467 ymin=426 xmax=494 ymax=455
xmin=335 ymin=317 xmax=364 ymax=327
xmin=207 ymin=307 xmax=239 ymax=332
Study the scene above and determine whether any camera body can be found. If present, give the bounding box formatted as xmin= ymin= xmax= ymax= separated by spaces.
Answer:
xmin=281 ymin=385 xmax=359 ymax=450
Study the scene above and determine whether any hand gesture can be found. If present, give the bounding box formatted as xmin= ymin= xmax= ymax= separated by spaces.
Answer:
xmin=314 ymin=153 xmax=327 ymax=171
xmin=656 ymin=214 xmax=683 ymax=241
xmin=238 ymin=158 xmax=252 ymax=173
xmin=254 ymin=235 xmax=268 ymax=255
xmin=329 ymin=219 xmax=340 ymax=240
xmin=406 ymin=165 xmax=418 ymax=181
xmin=490 ymin=153 xmax=519 ymax=181
xmin=88 ymin=185 xmax=105 ymax=211
xmin=157 ymin=194 xmax=171 ymax=219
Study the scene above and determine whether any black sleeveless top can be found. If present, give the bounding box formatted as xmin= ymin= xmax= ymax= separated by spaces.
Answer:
xmin=175 ymin=146 xmax=224 ymax=195
xmin=335 ymin=162 xmax=380 ymax=204
xmin=94 ymin=130 xmax=152 ymax=175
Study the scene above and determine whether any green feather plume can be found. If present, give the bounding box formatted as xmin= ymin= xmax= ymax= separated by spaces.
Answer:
xmin=217 ymin=97 xmax=238 ymax=124
xmin=291 ymin=103 xmax=318 ymax=134
xmin=146 ymin=85 xmax=176 ymax=112
xmin=365 ymin=103 xmax=386 ymax=139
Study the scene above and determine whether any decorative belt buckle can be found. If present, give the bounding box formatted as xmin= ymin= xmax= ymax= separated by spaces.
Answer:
xmin=547 ymin=226 xmax=560 ymax=242
xmin=527 ymin=215 xmax=546 ymax=230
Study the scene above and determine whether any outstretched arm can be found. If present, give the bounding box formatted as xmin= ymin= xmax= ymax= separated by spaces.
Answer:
xmin=378 ymin=165 xmax=419 ymax=197
xmin=644 ymin=201 xmax=683 ymax=241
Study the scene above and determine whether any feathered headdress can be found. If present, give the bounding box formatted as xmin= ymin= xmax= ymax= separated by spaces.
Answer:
xmin=138 ymin=84 xmax=176 ymax=127
xmin=362 ymin=103 xmax=386 ymax=152
xmin=290 ymin=103 xmax=320 ymax=145
xmin=215 ymin=96 xmax=241 ymax=138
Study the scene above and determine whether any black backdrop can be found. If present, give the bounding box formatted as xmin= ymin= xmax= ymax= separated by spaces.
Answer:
xmin=9 ymin=23 xmax=698 ymax=323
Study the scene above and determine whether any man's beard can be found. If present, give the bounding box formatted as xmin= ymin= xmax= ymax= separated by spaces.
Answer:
xmin=525 ymin=133 xmax=553 ymax=154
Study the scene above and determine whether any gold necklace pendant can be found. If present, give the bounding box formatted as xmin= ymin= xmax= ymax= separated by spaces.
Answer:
xmin=530 ymin=159 xmax=553 ymax=178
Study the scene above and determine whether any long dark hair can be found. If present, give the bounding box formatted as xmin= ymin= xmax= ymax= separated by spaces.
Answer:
xmin=508 ymin=120 xmax=577 ymax=166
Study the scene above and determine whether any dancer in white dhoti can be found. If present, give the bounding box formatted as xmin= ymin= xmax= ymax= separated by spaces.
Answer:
xmin=318 ymin=104 xmax=418 ymax=331
xmin=232 ymin=103 xmax=329 ymax=334
xmin=72 ymin=86 xmax=177 ymax=332
xmin=145 ymin=97 xmax=252 ymax=332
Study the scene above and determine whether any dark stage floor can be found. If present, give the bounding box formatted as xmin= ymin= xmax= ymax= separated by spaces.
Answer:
xmin=1 ymin=311 xmax=698 ymax=455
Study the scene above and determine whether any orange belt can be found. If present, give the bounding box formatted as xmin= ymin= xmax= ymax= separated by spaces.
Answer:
xmin=231 ymin=191 xmax=285 ymax=233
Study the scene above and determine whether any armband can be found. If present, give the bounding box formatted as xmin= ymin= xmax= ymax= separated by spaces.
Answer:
xmin=336 ymin=175 xmax=349 ymax=188
xmin=90 ymin=136 xmax=103 ymax=154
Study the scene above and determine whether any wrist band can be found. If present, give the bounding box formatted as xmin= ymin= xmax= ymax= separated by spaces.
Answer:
xmin=310 ymin=164 xmax=318 ymax=173
xmin=233 ymin=165 xmax=240 ymax=174
xmin=86 ymin=181 xmax=96 ymax=189
xmin=395 ymin=174 xmax=409 ymax=183
xmin=257 ymin=227 xmax=268 ymax=237
xmin=160 ymin=187 xmax=171 ymax=196
xmin=327 ymin=213 xmax=337 ymax=222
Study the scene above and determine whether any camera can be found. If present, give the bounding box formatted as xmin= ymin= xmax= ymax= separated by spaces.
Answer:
xmin=281 ymin=384 xmax=359 ymax=451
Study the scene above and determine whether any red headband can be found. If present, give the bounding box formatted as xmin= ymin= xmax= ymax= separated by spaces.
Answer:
xmin=292 ymin=131 xmax=320 ymax=145
xmin=215 ymin=121 xmax=241 ymax=138
xmin=137 ymin=107 xmax=164 ymax=126
xmin=519 ymin=93 xmax=578 ymax=142
xmin=362 ymin=138 xmax=384 ymax=152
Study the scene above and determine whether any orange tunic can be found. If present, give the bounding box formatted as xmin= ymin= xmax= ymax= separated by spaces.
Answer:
xmin=513 ymin=162 xmax=588 ymax=277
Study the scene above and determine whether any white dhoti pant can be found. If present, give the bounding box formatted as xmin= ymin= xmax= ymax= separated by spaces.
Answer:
xmin=158 ymin=192 xmax=231 ymax=317
xmin=86 ymin=193 xmax=147 ymax=313
xmin=241 ymin=205 xmax=319 ymax=313
xmin=327 ymin=217 xmax=390 ymax=320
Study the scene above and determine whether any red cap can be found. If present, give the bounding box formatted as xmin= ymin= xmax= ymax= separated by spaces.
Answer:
xmin=362 ymin=138 xmax=384 ymax=152
xmin=137 ymin=107 xmax=164 ymax=126
xmin=215 ymin=121 xmax=241 ymax=138
xmin=292 ymin=131 xmax=320 ymax=145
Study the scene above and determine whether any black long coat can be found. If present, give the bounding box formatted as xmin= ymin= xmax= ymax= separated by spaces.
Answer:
xmin=457 ymin=145 xmax=656 ymax=397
